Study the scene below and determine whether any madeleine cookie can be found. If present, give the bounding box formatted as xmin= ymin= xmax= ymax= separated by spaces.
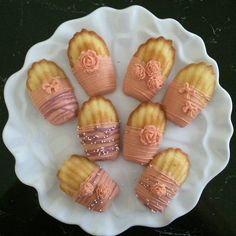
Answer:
xmin=57 ymin=155 xmax=119 ymax=212
xmin=27 ymin=59 xmax=78 ymax=125
xmin=136 ymin=148 xmax=189 ymax=212
xmin=123 ymin=37 xmax=175 ymax=101
xmin=123 ymin=102 xmax=166 ymax=165
xmin=162 ymin=63 xmax=216 ymax=127
xmin=77 ymin=96 xmax=120 ymax=161
xmin=68 ymin=29 xmax=116 ymax=96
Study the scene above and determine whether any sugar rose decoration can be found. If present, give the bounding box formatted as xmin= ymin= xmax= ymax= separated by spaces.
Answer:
xmin=150 ymin=182 xmax=166 ymax=196
xmin=145 ymin=60 xmax=161 ymax=77
xmin=42 ymin=78 xmax=62 ymax=94
xmin=146 ymin=76 xmax=163 ymax=90
xmin=79 ymin=50 xmax=99 ymax=72
xmin=139 ymin=125 xmax=160 ymax=146
xmin=79 ymin=182 xmax=94 ymax=197
xmin=96 ymin=185 xmax=109 ymax=200
xmin=134 ymin=64 xmax=146 ymax=80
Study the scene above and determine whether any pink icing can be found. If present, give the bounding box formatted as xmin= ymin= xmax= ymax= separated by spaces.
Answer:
xmin=73 ymin=167 xmax=119 ymax=212
xmin=42 ymin=77 xmax=62 ymax=94
xmin=79 ymin=50 xmax=99 ymax=72
xmin=134 ymin=64 xmax=146 ymax=80
xmin=145 ymin=60 xmax=161 ymax=77
xmin=29 ymin=77 xmax=78 ymax=125
xmin=123 ymin=125 xmax=163 ymax=165
xmin=78 ymin=122 xmax=120 ymax=161
xmin=139 ymin=125 xmax=160 ymax=146
xmin=136 ymin=164 xmax=179 ymax=212
xmin=73 ymin=50 xmax=116 ymax=96
xmin=162 ymin=81 xmax=210 ymax=127
xmin=123 ymin=57 xmax=165 ymax=101
xmin=78 ymin=182 xmax=94 ymax=197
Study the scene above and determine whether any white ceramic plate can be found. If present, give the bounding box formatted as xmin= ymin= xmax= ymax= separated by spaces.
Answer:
xmin=3 ymin=5 xmax=233 ymax=236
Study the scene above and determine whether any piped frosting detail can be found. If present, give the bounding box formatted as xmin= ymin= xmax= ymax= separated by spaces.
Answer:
xmin=29 ymin=76 xmax=78 ymax=125
xmin=124 ymin=57 xmax=165 ymax=101
xmin=136 ymin=164 xmax=179 ymax=212
xmin=78 ymin=122 xmax=120 ymax=161
xmin=162 ymin=81 xmax=210 ymax=127
xmin=73 ymin=167 xmax=119 ymax=212
xmin=123 ymin=125 xmax=162 ymax=165
xmin=73 ymin=50 xmax=116 ymax=96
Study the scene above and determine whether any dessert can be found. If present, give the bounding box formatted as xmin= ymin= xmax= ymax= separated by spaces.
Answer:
xmin=123 ymin=102 xmax=166 ymax=165
xmin=123 ymin=36 xmax=175 ymax=101
xmin=68 ymin=29 xmax=116 ymax=96
xmin=162 ymin=62 xmax=216 ymax=127
xmin=77 ymin=96 xmax=120 ymax=161
xmin=57 ymin=155 xmax=119 ymax=212
xmin=136 ymin=148 xmax=189 ymax=212
xmin=26 ymin=59 xmax=78 ymax=125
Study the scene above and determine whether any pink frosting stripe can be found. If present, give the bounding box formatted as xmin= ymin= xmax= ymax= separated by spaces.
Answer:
xmin=29 ymin=78 xmax=78 ymax=125
xmin=136 ymin=164 xmax=179 ymax=212
xmin=73 ymin=54 xmax=116 ymax=96
xmin=73 ymin=167 xmax=119 ymax=212
xmin=123 ymin=125 xmax=162 ymax=165
xmin=123 ymin=57 xmax=165 ymax=101
xmin=78 ymin=122 xmax=120 ymax=161
xmin=162 ymin=81 xmax=210 ymax=127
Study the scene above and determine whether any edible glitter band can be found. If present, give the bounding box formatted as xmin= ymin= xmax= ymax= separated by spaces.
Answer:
xmin=136 ymin=164 xmax=179 ymax=212
xmin=78 ymin=122 xmax=120 ymax=161
xmin=73 ymin=167 xmax=119 ymax=212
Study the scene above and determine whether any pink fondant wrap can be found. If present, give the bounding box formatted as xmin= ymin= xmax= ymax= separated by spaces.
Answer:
xmin=73 ymin=52 xmax=116 ymax=96
xmin=123 ymin=125 xmax=162 ymax=165
xmin=29 ymin=78 xmax=78 ymax=125
xmin=78 ymin=122 xmax=120 ymax=161
xmin=162 ymin=81 xmax=210 ymax=127
xmin=136 ymin=164 xmax=179 ymax=212
xmin=73 ymin=167 xmax=119 ymax=212
xmin=123 ymin=57 xmax=165 ymax=101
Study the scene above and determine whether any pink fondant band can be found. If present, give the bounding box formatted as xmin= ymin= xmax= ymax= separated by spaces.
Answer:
xmin=73 ymin=53 xmax=116 ymax=96
xmin=162 ymin=81 xmax=210 ymax=127
xmin=123 ymin=125 xmax=162 ymax=165
xmin=136 ymin=164 xmax=179 ymax=212
xmin=29 ymin=78 xmax=78 ymax=125
xmin=73 ymin=167 xmax=119 ymax=212
xmin=78 ymin=122 xmax=120 ymax=161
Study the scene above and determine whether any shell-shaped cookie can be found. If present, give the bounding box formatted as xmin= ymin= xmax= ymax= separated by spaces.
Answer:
xmin=123 ymin=36 xmax=175 ymax=101
xmin=136 ymin=148 xmax=189 ymax=212
xmin=57 ymin=155 xmax=119 ymax=212
xmin=57 ymin=155 xmax=96 ymax=197
xmin=27 ymin=59 xmax=78 ymax=125
xmin=151 ymin=148 xmax=189 ymax=185
xmin=123 ymin=102 xmax=166 ymax=165
xmin=78 ymin=96 xmax=120 ymax=161
xmin=68 ymin=29 xmax=116 ymax=96
xmin=162 ymin=62 xmax=216 ymax=127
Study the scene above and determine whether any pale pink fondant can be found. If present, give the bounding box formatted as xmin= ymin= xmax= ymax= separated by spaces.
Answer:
xmin=78 ymin=182 xmax=94 ymax=197
xmin=136 ymin=164 xmax=179 ymax=212
xmin=29 ymin=77 xmax=78 ymax=125
xmin=73 ymin=50 xmax=116 ymax=96
xmin=73 ymin=167 xmax=119 ymax=212
xmin=123 ymin=57 xmax=165 ymax=101
xmin=123 ymin=125 xmax=162 ymax=165
xmin=78 ymin=122 xmax=120 ymax=161
xmin=162 ymin=81 xmax=210 ymax=127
